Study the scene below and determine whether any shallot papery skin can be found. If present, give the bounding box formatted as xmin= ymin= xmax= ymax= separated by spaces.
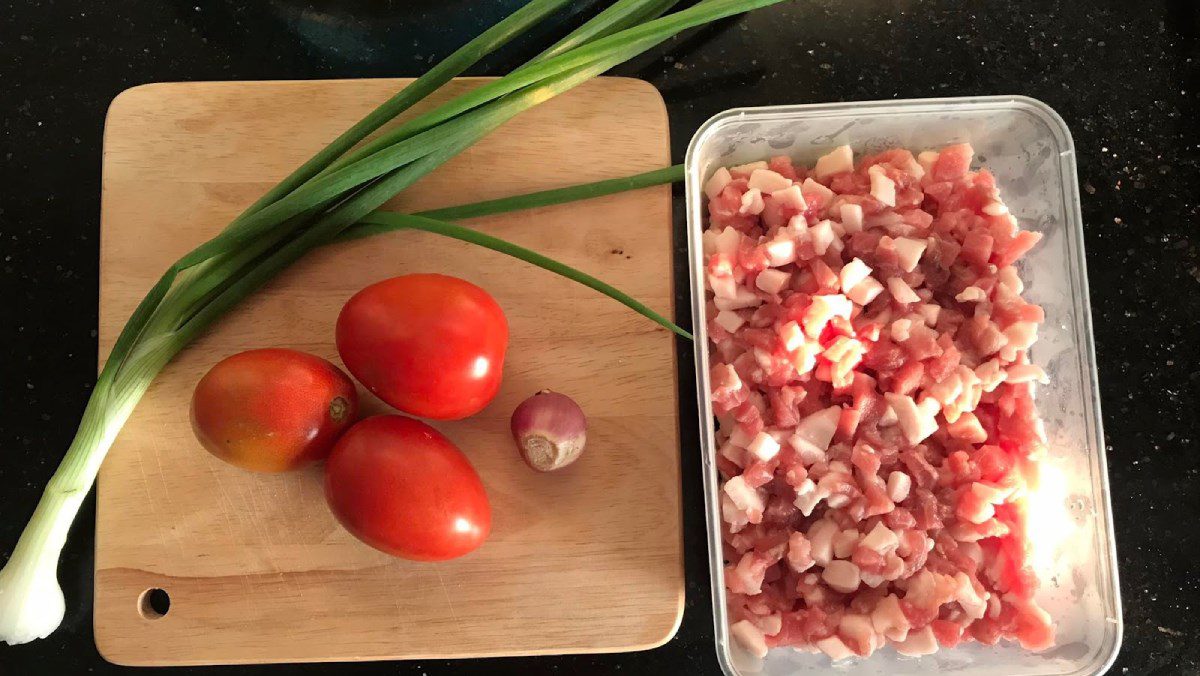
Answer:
xmin=704 ymin=143 xmax=1055 ymax=661
xmin=510 ymin=391 xmax=587 ymax=471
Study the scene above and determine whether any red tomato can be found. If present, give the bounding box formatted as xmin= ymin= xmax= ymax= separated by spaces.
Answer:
xmin=191 ymin=348 xmax=357 ymax=472
xmin=335 ymin=274 xmax=508 ymax=420
xmin=324 ymin=415 xmax=491 ymax=561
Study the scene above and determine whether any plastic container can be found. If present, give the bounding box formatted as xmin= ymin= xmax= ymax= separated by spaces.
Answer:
xmin=685 ymin=97 xmax=1122 ymax=676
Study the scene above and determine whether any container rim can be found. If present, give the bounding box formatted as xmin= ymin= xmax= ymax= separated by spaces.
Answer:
xmin=685 ymin=95 xmax=1077 ymax=176
xmin=684 ymin=95 xmax=1123 ymax=676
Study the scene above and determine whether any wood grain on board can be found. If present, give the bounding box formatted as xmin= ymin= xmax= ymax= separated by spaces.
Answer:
xmin=95 ymin=77 xmax=682 ymax=666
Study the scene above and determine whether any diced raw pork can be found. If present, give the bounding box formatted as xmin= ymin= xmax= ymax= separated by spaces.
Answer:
xmin=859 ymin=522 xmax=900 ymax=555
xmin=871 ymin=594 xmax=911 ymax=642
xmin=748 ymin=168 xmax=794 ymax=193
xmin=839 ymin=258 xmax=873 ymax=293
xmin=755 ymin=268 xmax=791 ymax=294
xmin=724 ymin=475 xmax=765 ymax=516
xmin=802 ymin=294 xmax=853 ymax=337
xmin=709 ymin=145 xmax=1053 ymax=662
xmin=822 ymin=560 xmax=862 ymax=593
xmin=705 ymin=167 xmax=733 ymax=199
xmin=884 ymin=392 xmax=938 ymax=445
xmin=887 ymin=277 xmax=921 ymax=304
xmin=763 ymin=235 xmax=797 ymax=267
xmin=840 ymin=202 xmax=864 ymax=233
xmin=814 ymin=145 xmax=854 ymax=179
xmin=886 ymin=471 xmax=912 ymax=503
xmin=1006 ymin=363 xmax=1049 ymax=384
xmin=791 ymin=406 xmax=843 ymax=459
xmin=730 ymin=161 xmax=769 ymax=177
xmin=895 ymin=625 xmax=938 ymax=656
xmin=893 ymin=237 xmax=927 ymax=272
xmin=794 ymin=478 xmax=823 ymax=517
xmin=808 ymin=519 xmax=839 ymax=565
xmin=772 ymin=184 xmax=807 ymax=212
xmin=868 ymin=165 xmax=897 ymax=207
xmin=846 ymin=276 xmax=884 ymax=306
xmin=815 ymin=635 xmax=855 ymax=661
xmin=838 ymin=613 xmax=879 ymax=656
xmin=731 ymin=619 xmax=769 ymax=658
xmin=746 ymin=431 xmax=781 ymax=462
xmin=787 ymin=531 xmax=816 ymax=572
xmin=714 ymin=309 xmax=745 ymax=334
xmin=802 ymin=177 xmax=835 ymax=210
xmin=739 ymin=188 xmax=765 ymax=216
xmin=809 ymin=220 xmax=836 ymax=255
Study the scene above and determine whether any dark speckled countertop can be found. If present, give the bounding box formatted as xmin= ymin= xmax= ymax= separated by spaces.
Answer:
xmin=1 ymin=1 xmax=1197 ymax=674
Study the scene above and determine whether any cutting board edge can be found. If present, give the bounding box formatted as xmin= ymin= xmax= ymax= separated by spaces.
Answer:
xmin=102 ymin=75 xmax=669 ymax=143
xmin=95 ymin=612 xmax=687 ymax=668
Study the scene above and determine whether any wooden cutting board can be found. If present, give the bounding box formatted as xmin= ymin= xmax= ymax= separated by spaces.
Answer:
xmin=94 ymin=77 xmax=682 ymax=666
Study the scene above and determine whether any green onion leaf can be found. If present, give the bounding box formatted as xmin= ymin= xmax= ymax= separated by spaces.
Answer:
xmin=356 ymin=211 xmax=692 ymax=339
xmin=338 ymin=164 xmax=684 ymax=242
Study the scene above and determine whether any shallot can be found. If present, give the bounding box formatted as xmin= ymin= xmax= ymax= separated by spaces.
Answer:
xmin=510 ymin=391 xmax=587 ymax=471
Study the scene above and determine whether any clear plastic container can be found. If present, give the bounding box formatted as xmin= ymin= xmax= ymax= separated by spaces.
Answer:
xmin=684 ymin=96 xmax=1122 ymax=676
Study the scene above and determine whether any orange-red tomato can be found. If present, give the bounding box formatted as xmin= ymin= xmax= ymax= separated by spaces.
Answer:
xmin=335 ymin=274 xmax=508 ymax=420
xmin=324 ymin=415 xmax=491 ymax=561
xmin=190 ymin=348 xmax=357 ymax=472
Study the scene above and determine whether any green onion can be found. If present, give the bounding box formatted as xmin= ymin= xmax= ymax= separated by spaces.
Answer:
xmin=0 ymin=0 xmax=780 ymax=645
xmin=235 ymin=0 xmax=577 ymax=222
xmin=339 ymin=164 xmax=685 ymax=241
xmin=178 ymin=0 xmax=778 ymax=264
xmin=530 ymin=0 xmax=680 ymax=64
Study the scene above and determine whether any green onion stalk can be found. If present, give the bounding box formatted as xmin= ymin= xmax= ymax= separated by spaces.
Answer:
xmin=0 ymin=0 xmax=779 ymax=645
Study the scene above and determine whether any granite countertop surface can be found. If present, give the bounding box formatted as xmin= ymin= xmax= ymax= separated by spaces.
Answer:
xmin=1 ymin=1 xmax=1197 ymax=673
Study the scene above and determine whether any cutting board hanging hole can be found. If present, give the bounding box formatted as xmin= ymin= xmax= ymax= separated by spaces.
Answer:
xmin=138 ymin=588 xmax=170 ymax=620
